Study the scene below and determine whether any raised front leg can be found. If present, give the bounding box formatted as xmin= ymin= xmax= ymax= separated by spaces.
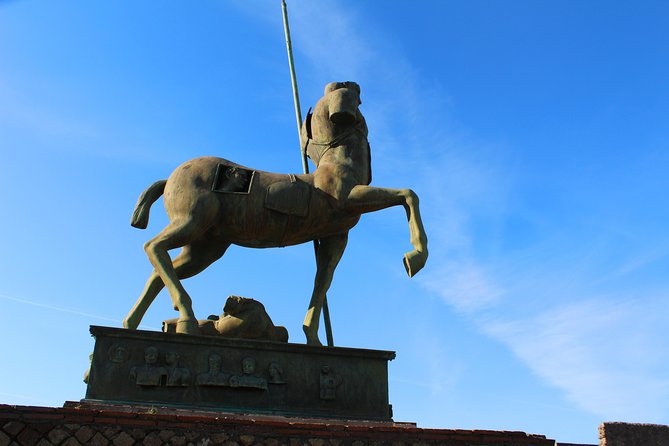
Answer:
xmin=345 ymin=186 xmax=428 ymax=277
xmin=303 ymin=233 xmax=349 ymax=346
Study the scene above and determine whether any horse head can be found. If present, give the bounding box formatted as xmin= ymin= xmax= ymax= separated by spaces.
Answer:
xmin=324 ymin=81 xmax=361 ymax=125
xmin=303 ymin=81 xmax=371 ymax=185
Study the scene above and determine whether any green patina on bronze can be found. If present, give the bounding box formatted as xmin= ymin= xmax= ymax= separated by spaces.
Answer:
xmin=163 ymin=295 xmax=289 ymax=343
xmin=123 ymin=82 xmax=428 ymax=346
xmin=85 ymin=326 xmax=395 ymax=420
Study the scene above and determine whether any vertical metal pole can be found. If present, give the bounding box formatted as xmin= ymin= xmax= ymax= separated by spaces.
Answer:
xmin=281 ymin=0 xmax=334 ymax=347
xmin=281 ymin=0 xmax=309 ymax=175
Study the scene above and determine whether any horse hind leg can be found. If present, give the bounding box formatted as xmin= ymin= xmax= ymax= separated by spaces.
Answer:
xmin=303 ymin=233 xmax=349 ymax=346
xmin=123 ymin=239 xmax=230 ymax=330
xmin=141 ymin=218 xmax=211 ymax=334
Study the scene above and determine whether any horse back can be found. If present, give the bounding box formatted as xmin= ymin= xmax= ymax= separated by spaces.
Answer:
xmin=164 ymin=156 xmax=353 ymax=247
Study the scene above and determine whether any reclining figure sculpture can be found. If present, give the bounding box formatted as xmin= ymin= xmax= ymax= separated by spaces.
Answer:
xmin=163 ymin=295 xmax=289 ymax=343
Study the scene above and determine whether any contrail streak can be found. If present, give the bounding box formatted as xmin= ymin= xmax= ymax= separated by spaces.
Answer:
xmin=1 ymin=293 xmax=120 ymax=323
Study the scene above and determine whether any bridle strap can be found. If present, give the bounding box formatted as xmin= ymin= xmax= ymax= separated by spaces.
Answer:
xmin=306 ymin=125 xmax=366 ymax=167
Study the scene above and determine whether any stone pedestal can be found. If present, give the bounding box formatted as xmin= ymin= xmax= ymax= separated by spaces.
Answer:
xmin=86 ymin=326 xmax=394 ymax=421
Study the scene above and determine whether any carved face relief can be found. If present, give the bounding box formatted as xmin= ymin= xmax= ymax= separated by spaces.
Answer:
xmin=319 ymin=365 xmax=342 ymax=400
xmin=208 ymin=354 xmax=222 ymax=372
xmin=242 ymin=357 xmax=256 ymax=375
xmin=107 ymin=344 xmax=129 ymax=363
xmin=195 ymin=353 xmax=230 ymax=387
xmin=144 ymin=347 xmax=158 ymax=365
xmin=268 ymin=362 xmax=286 ymax=384
xmin=165 ymin=351 xmax=179 ymax=365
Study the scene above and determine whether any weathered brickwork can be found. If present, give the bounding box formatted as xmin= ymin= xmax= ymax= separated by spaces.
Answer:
xmin=0 ymin=404 xmax=555 ymax=446
xmin=599 ymin=422 xmax=669 ymax=446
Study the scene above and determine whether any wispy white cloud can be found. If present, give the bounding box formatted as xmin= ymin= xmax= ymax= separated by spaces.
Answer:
xmin=613 ymin=243 xmax=669 ymax=277
xmin=287 ymin=1 xmax=373 ymax=82
xmin=0 ymin=80 xmax=98 ymax=140
xmin=0 ymin=78 xmax=180 ymax=167
xmin=231 ymin=0 xmax=669 ymax=427
xmin=483 ymin=298 xmax=669 ymax=422
xmin=423 ymin=262 xmax=505 ymax=313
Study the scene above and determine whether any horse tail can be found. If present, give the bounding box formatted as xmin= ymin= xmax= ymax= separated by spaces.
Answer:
xmin=130 ymin=179 xmax=167 ymax=229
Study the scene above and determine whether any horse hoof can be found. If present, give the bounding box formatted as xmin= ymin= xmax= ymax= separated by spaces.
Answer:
xmin=303 ymin=326 xmax=323 ymax=346
xmin=122 ymin=317 xmax=135 ymax=329
xmin=403 ymin=249 xmax=427 ymax=277
xmin=176 ymin=319 xmax=199 ymax=335
xmin=306 ymin=337 xmax=323 ymax=347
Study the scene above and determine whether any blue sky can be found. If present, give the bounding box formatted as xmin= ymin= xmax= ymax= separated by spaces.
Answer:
xmin=1 ymin=1 xmax=668 ymax=443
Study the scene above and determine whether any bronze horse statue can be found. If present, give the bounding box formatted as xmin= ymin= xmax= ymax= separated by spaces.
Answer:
xmin=123 ymin=81 xmax=428 ymax=345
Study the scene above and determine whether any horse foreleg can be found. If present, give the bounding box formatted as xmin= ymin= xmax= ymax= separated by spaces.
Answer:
xmin=303 ymin=233 xmax=349 ymax=346
xmin=123 ymin=239 xmax=230 ymax=330
xmin=345 ymin=185 xmax=428 ymax=277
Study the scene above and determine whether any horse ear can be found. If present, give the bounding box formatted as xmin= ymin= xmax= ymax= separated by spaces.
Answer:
xmin=345 ymin=81 xmax=360 ymax=96
xmin=324 ymin=82 xmax=340 ymax=95
xmin=305 ymin=107 xmax=313 ymax=139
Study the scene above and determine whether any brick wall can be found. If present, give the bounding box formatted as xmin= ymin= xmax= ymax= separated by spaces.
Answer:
xmin=0 ymin=404 xmax=555 ymax=446
xmin=599 ymin=422 xmax=669 ymax=446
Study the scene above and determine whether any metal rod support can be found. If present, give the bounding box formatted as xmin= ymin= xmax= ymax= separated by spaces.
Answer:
xmin=281 ymin=0 xmax=334 ymax=347
xmin=281 ymin=0 xmax=309 ymax=175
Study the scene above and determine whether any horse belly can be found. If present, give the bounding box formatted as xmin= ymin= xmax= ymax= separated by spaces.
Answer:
xmin=278 ymin=199 xmax=360 ymax=246
xmin=213 ymin=193 xmax=292 ymax=247
xmin=212 ymin=175 xmax=356 ymax=248
xmin=203 ymin=171 xmax=310 ymax=247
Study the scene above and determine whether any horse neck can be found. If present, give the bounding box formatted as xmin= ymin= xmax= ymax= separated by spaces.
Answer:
xmin=308 ymin=97 xmax=371 ymax=185
xmin=314 ymin=136 xmax=371 ymax=186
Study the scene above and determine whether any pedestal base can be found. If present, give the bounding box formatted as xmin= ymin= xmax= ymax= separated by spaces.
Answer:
xmin=86 ymin=326 xmax=395 ymax=421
